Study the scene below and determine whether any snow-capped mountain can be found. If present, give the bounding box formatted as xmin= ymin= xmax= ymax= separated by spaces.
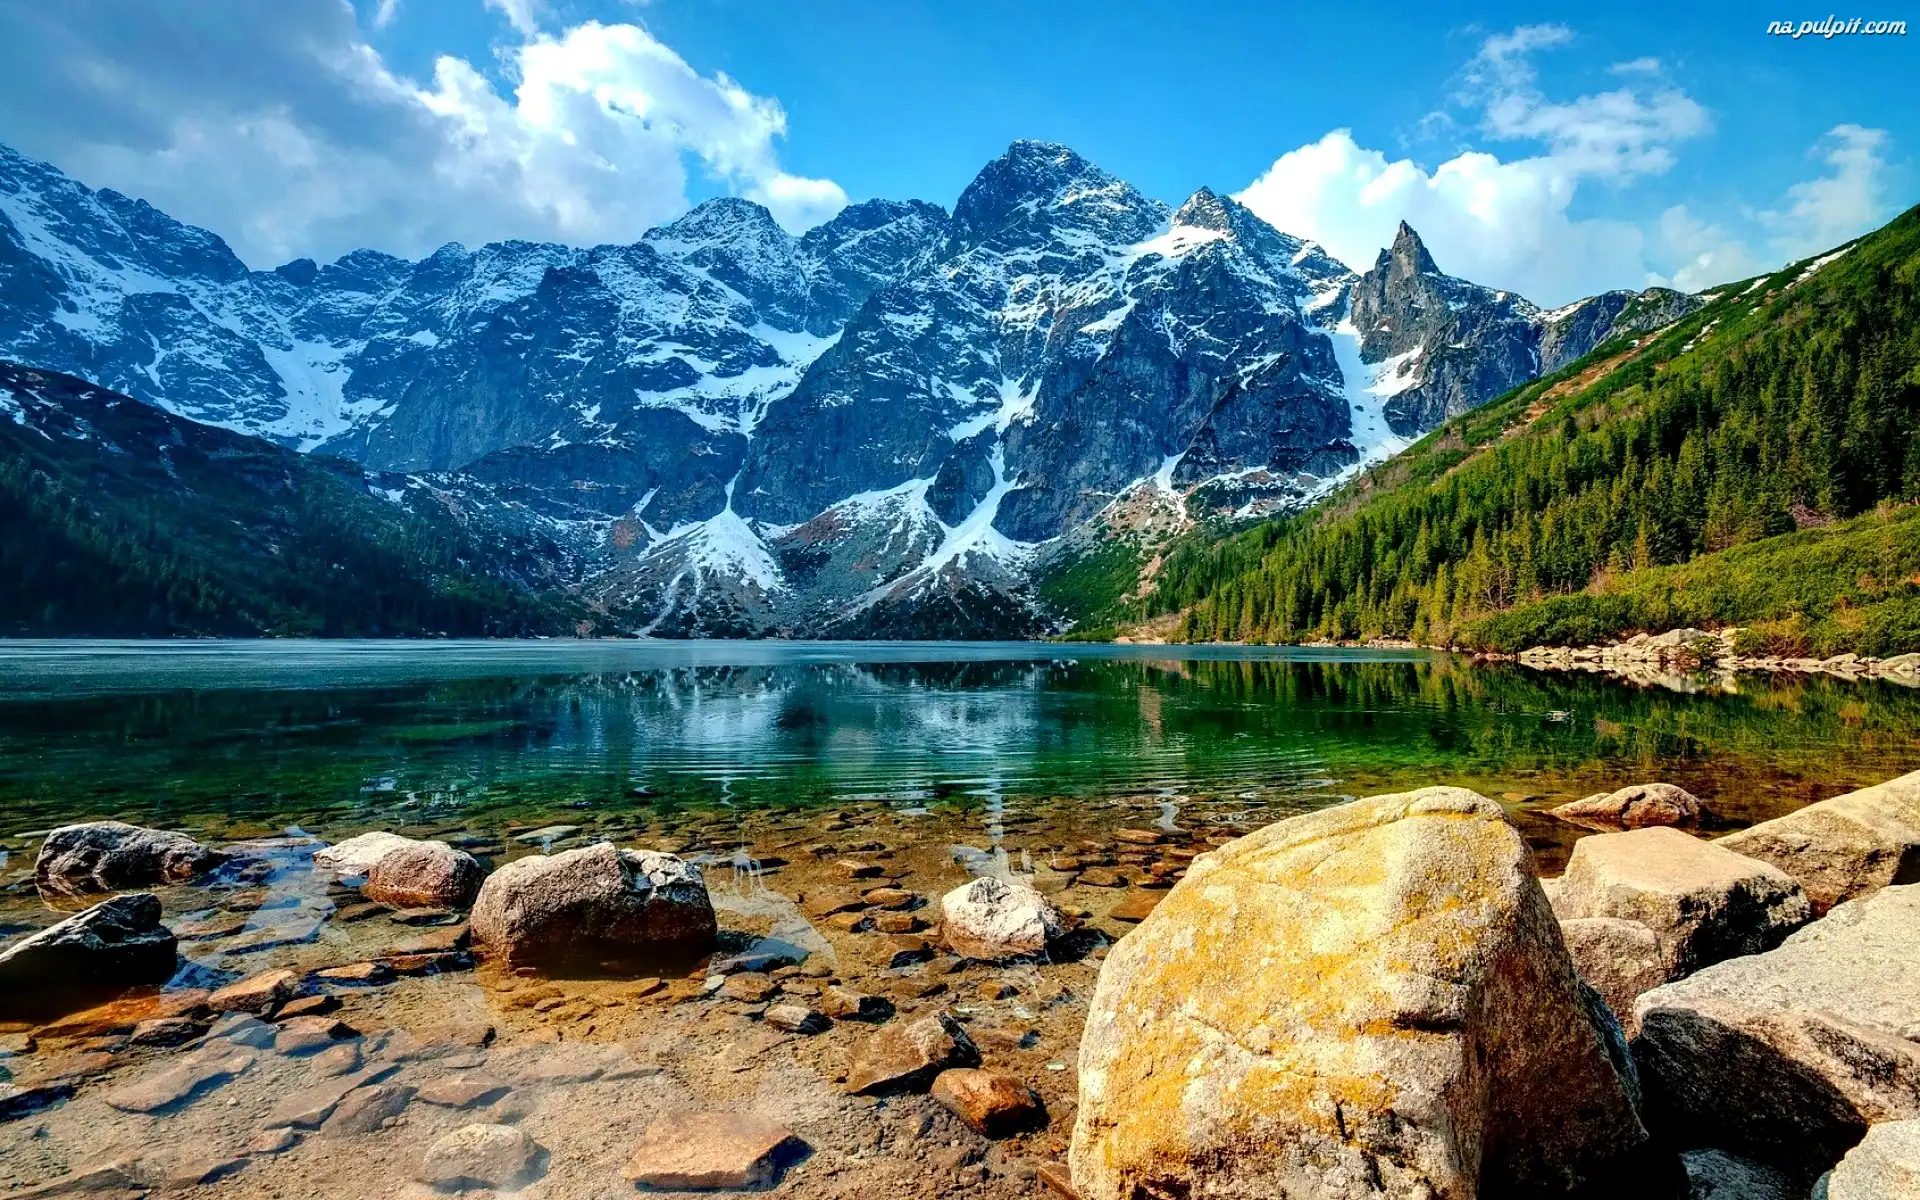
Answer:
xmin=1347 ymin=221 xmax=1702 ymax=435
xmin=0 ymin=140 xmax=1695 ymax=637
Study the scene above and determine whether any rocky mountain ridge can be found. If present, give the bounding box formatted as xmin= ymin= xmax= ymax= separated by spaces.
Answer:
xmin=0 ymin=139 xmax=1698 ymax=636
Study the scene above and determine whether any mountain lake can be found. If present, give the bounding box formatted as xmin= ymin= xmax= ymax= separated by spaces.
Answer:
xmin=1 ymin=639 xmax=1917 ymax=1196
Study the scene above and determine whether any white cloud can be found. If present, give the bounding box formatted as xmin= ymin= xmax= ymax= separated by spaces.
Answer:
xmin=415 ymin=20 xmax=847 ymax=239
xmin=0 ymin=1 xmax=844 ymax=266
xmin=1464 ymin=24 xmax=1710 ymax=180
xmin=1657 ymin=205 xmax=1764 ymax=292
xmin=1236 ymin=130 xmax=1652 ymax=304
xmin=1610 ymin=57 xmax=1663 ymax=76
xmin=1661 ymin=123 xmax=1892 ymax=290
xmin=1236 ymin=25 xmax=1890 ymax=305
xmin=1768 ymin=124 xmax=1889 ymax=252
xmin=485 ymin=0 xmax=544 ymax=37
xmin=372 ymin=0 xmax=400 ymax=29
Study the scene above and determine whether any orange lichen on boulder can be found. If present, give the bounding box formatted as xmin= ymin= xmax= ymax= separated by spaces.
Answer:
xmin=1069 ymin=787 xmax=1650 ymax=1200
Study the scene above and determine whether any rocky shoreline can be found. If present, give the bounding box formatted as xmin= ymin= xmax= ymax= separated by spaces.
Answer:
xmin=0 ymin=770 xmax=1916 ymax=1197
xmin=1505 ymin=627 xmax=1920 ymax=689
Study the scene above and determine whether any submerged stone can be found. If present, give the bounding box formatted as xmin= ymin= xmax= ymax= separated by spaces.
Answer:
xmin=0 ymin=893 xmax=177 ymax=1017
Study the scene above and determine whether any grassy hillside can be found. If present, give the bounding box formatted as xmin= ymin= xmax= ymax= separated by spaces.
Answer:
xmin=0 ymin=363 xmax=588 ymax=637
xmin=1139 ymin=205 xmax=1920 ymax=654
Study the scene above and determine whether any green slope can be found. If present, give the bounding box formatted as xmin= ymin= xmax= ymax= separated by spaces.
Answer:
xmin=0 ymin=362 xmax=588 ymax=637
xmin=1142 ymin=205 xmax=1920 ymax=654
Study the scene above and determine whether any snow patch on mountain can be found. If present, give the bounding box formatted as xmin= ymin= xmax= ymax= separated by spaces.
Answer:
xmin=1326 ymin=319 xmax=1417 ymax=470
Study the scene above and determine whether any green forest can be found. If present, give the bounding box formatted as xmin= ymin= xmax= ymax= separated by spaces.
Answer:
xmin=1126 ymin=205 xmax=1920 ymax=657
xmin=0 ymin=364 xmax=585 ymax=638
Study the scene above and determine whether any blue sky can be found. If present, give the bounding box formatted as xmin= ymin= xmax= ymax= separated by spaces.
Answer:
xmin=0 ymin=1 xmax=1910 ymax=304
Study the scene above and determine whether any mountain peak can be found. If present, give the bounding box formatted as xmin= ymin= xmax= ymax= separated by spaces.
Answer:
xmin=648 ymin=196 xmax=791 ymax=250
xmin=1383 ymin=221 xmax=1439 ymax=277
xmin=1172 ymin=187 xmax=1233 ymax=233
xmin=951 ymin=139 xmax=1163 ymax=250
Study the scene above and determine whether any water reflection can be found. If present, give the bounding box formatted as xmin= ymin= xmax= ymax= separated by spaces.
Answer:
xmin=0 ymin=646 xmax=1916 ymax=845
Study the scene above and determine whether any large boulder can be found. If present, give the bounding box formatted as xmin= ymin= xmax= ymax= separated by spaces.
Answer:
xmin=1071 ymin=788 xmax=1651 ymax=1200
xmin=1558 ymin=918 xmax=1669 ymax=1037
xmin=313 ymin=831 xmax=417 ymax=877
xmin=34 ymin=822 xmax=224 ymax=895
xmin=1717 ymin=769 xmax=1920 ymax=912
xmin=0 ymin=893 xmax=177 ymax=1016
xmin=940 ymin=876 xmax=1073 ymax=961
xmin=1822 ymin=1119 xmax=1920 ymax=1199
xmin=1548 ymin=827 xmax=1811 ymax=1022
xmin=1550 ymin=784 xmax=1709 ymax=830
xmin=470 ymin=843 xmax=715 ymax=971
xmin=1680 ymin=1149 xmax=1801 ymax=1200
xmin=1633 ymin=883 xmax=1920 ymax=1176
xmin=364 ymin=841 xmax=483 ymax=909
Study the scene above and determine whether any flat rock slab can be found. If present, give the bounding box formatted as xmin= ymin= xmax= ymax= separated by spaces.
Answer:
xmin=420 ymin=1123 xmax=542 ymax=1190
xmin=210 ymin=1012 xmax=278 ymax=1049
xmin=843 ymin=1012 xmax=979 ymax=1095
xmin=931 ymin=1068 xmax=1046 ymax=1137
xmin=717 ymin=972 xmax=777 ymax=1004
xmin=1718 ymin=768 xmax=1920 ymax=912
xmin=817 ymin=987 xmax=891 ymax=1021
xmin=417 ymin=1074 xmax=512 ymax=1109
xmin=105 ymin=1046 xmax=255 ymax=1113
xmin=6 ymin=1161 xmax=145 ymax=1200
xmin=504 ymin=1041 xmax=653 ymax=1085
xmin=167 ymin=1153 xmax=250 ymax=1187
xmin=274 ymin=1016 xmax=354 ymax=1056
xmin=308 ymin=1040 xmax=363 ymax=1079
xmin=1108 ymin=891 xmax=1164 ymax=923
xmin=248 ymin=1127 xmax=300 ymax=1155
xmin=763 ymin=1005 xmax=828 ymax=1035
xmin=800 ymin=889 xmax=866 ymax=918
xmin=0 ymin=1082 xmax=75 ymax=1122
xmin=320 ymin=1082 xmax=414 ymax=1136
xmin=208 ymin=968 xmax=304 ymax=1015
xmin=313 ymin=961 xmax=395 ymax=985
xmin=622 ymin=1111 xmax=807 ymax=1190
xmin=263 ymin=1063 xmax=398 ymax=1129
xmin=512 ymin=825 xmax=582 ymax=844
xmin=1634 ymin=882 xmax=1920 ymax=1173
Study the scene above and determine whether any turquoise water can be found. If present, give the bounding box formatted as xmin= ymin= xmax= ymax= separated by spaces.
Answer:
xmin=1 ymin=640 xmax=1916 ymax=867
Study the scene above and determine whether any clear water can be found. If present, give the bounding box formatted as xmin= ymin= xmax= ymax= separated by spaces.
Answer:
xmin=2 ymin=640 xmax=1918 ymax=1197
xmin=2 ymin=640 xmax=1916 ymax=866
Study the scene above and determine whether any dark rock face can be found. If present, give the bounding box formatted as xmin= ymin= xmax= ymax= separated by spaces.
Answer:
xmin=0 ymin=140 xmax=1703 ymax=638
xmin=0 ymin=893 xmax=177 ymax=1016
xmin=35 ymin=822 xmax=225 ymax=896
xmin=1538 ymin=286 xmax=1704 ymax=373
xmin=1348 ymin=222 xmax=1703 ymax=436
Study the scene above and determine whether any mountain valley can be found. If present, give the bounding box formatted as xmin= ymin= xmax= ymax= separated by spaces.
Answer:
xmin=0 ymin=139 xmax=1733 ymax=637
